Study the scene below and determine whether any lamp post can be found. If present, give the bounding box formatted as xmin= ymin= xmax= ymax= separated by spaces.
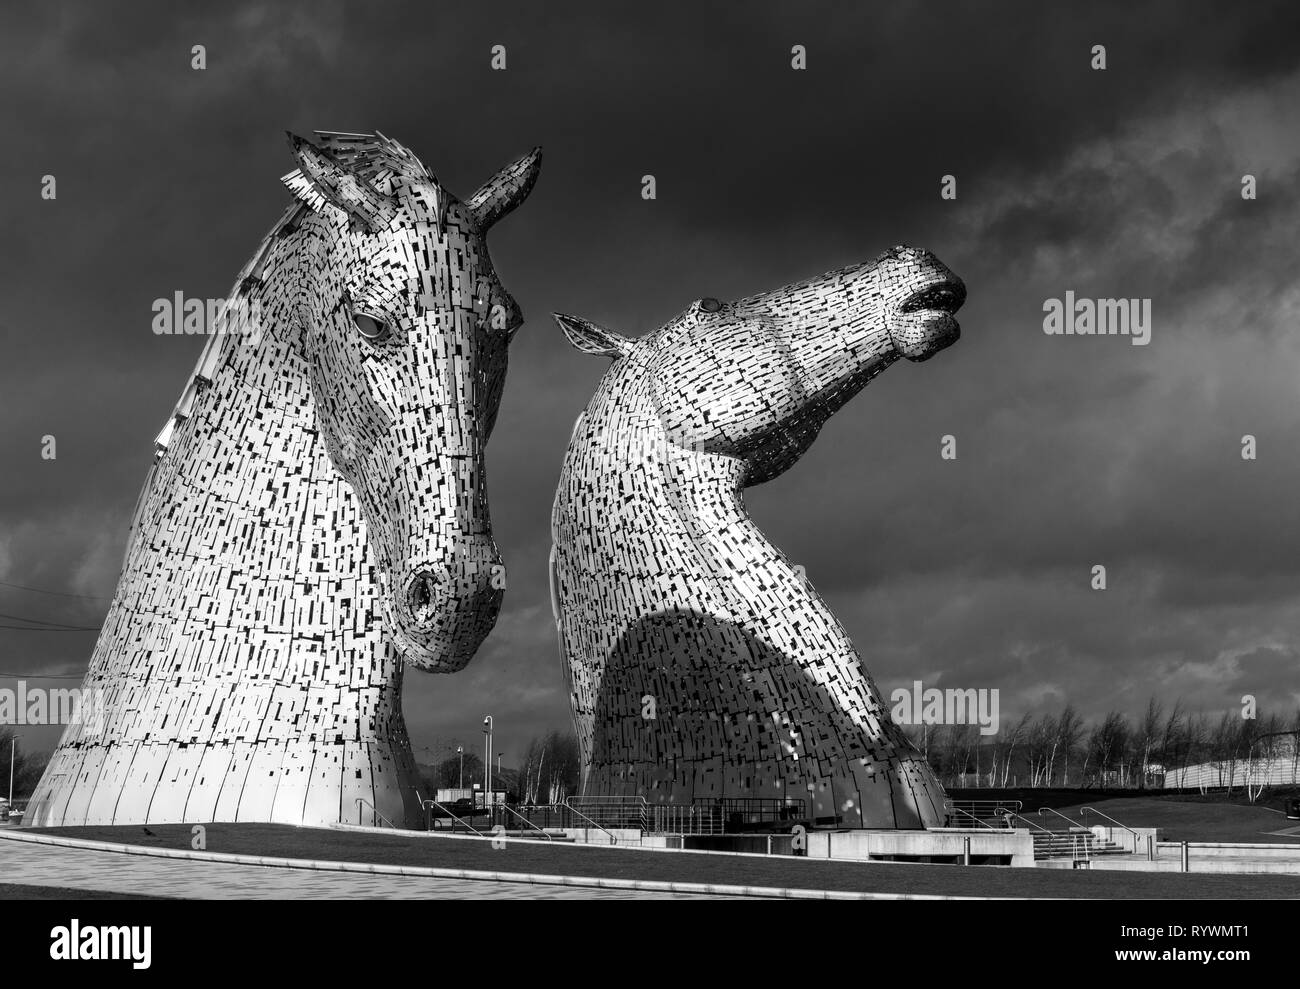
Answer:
xmin=457 ymin=745 xmax=463 ymax=790
xmin=483 ymin=716 xmax=493 ymax=813
xmin=8 ymin=734 xmax=20 ymax=807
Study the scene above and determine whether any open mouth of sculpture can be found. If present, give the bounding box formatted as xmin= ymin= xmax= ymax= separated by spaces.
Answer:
xmin=900 ymin=279 xmax=965 ymax=319
xmin=896 ymin=277 xmax=966 ymax=342
xmin=889 ymin=276 xmax=966 ymax=360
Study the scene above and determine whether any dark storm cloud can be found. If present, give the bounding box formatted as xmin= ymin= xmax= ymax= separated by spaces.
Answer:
xmin=4 ymin=0 xmax=1300 ymax=761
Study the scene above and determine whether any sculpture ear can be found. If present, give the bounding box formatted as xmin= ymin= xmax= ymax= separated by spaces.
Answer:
xmin=283 ymin=131 xmax=398 ymax=232
xmin=467 ymin=147 xmax=543 ymax=230
xmin=554 ymin=313 xmax=634 ymax=359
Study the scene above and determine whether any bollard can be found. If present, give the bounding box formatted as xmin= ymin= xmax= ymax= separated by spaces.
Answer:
xmin=963 ymin=835 xmax=971 ymax=866
xmin=1181 ymin=841 xmax=1189 ymax=872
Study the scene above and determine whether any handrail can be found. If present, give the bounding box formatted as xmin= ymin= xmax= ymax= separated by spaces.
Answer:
xmin=498 ymin=803 xmax=553 ymax=840
xmin=995 ymin=806 xmax=1055 ymax=835
xmin=1080 ymin=806 xmax=1142 ymax=851
xmin=1074 ymin=832 xmax=1090 ymax=865
xmin=355 ymin=797 xmax=398 ymax=830
xmin=947 ymin=806 xmax=997 ymax=830
xmin=561 ymin=798 xmax=623 ymax=845
xmin=1036 ymin=807 xmax=1087 ymax=830
xmin=570 ymin=795 xmax=649 ymax=833
xmin=420 ymin=798 xmax=486 ymax=837
xmin=950 ymin=799 xmax=1023 ymax=813
xmin=1079 ymin=806 xmax=1140 ymax=837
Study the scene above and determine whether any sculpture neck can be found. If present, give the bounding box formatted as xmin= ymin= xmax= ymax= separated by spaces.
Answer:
xmin=104 ymin=278 xmax=379 ymax=658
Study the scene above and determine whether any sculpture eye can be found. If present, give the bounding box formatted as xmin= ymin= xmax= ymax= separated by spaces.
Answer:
xmin=698 ymin=297 xmax=722 ymax=313
xmin=353 ymin=311 xmax=391 ymax=342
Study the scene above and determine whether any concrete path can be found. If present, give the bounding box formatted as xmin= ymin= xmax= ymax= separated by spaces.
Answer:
xmin=0 ymin=834 xmax=728 ymax=900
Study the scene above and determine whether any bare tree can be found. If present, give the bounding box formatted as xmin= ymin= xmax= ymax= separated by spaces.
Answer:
xmin=1052 ymin=705 xmax=1085 ymax=785
xmin=1291 ymin=708 xmax=1300 ymax=785
xmin=1027 ymin=713 xmax=1057 ymax=787
xmin=1000 ymin=713 xmax=1032 ymax=787
xmin=1136 ymin=697 xmax=1163 ymax=788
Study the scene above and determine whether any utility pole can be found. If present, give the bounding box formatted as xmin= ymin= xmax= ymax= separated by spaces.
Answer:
xmin=482 ymin=716 xmax=493 ymax=811
xmin=8 ymin=734 xmax=20 ymax=807
xmin=457 ymin=745 xmax=463 ymax=790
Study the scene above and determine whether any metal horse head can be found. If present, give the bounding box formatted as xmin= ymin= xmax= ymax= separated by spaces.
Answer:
xmin=286 ymin=131 xmax=541 ymax=670
xmin=555 ymin=245 xmax=964 ymax=484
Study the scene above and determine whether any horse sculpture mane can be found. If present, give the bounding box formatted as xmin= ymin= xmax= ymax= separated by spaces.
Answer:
xmin=26 ymin=131 xmax=541 ymax=829
xmin=551 ymin=246 xmax=965 ymax=829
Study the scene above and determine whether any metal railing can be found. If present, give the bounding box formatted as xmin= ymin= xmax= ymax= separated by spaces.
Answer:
xmin=651 ymin=804 xmax=722 ymax=835
xmin=419 ymin=797 xmax=486 ymax=837
xmin=511 ymin=804 xmax=572 ymax=831
xmin=486 ymin=796 xmax=810 ymax=839
xmin=947 ymin=806 xmax=999 ymax=830
xmin=949 ymin=799 xmax=1022 ymax=821
xmin=1036 ymin=806 xmax=1082 ymax=830
xmin=1080 ymin=806 xmax=1143 ymax=852
xmin=1073 ymin=832 xmax=1090 ymax=866
xmin=561 ymin=798 xmax=623 ymax=845
xmin=496 ymin=802 xmax=554 ymax=840
xmin=996 ymin=806 xmax=1056 ymax=835
xmin=354 ymin=797 xmax=397 ymax=829
xmin=565 ymin=795 xmax=649 ymax=831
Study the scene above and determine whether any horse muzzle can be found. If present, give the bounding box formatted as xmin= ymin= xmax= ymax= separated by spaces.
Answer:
xmin=390 ymin=536 xmax=505 ymax=671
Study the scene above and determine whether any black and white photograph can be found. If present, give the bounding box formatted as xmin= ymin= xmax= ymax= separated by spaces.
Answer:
xmin=1 ymin=0 xmax=1297 ymax=971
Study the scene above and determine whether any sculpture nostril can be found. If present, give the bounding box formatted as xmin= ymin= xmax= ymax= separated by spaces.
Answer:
xmin=407 ymin=572 xmax=438 ymax=622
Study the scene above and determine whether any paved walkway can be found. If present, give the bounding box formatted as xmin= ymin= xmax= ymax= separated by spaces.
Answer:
xmin=0 ymin=835 xmax=728 ymax=900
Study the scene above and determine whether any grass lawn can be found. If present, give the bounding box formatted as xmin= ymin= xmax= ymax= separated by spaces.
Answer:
xmin=1019 ymin=796 xmax=1300 ymax=842
xmin=24 ymin=823 xmax=1300 ymax=899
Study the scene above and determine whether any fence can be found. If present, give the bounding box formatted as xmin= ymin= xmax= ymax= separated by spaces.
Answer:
xmin=1164 ymin=758 xmax=1300 ymax=789
xmin=503 ymin=796 xmax=807 ymax=836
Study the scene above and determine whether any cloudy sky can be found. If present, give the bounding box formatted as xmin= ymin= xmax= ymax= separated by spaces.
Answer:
xmin=3 ymin=0 xmax=1299 ymax=763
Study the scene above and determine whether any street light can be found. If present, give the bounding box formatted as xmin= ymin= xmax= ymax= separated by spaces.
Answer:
xmin=457 ymin=745 xmax=463 ymax=790
xmin=8 ymin=734 xmax=21 ymax=807
xmin=482 ymin=716 xmax=493 ymax=810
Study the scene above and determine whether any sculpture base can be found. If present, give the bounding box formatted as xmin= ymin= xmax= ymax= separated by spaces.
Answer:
xmin=24 ymin=739 xmax=423 ymax=830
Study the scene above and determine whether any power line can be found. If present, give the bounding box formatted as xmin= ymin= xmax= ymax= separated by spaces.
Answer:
xmin=0 ymin=610 xmax=99 ymax=630
xmin=0 ymin=624 xmax=100 ymax=631
xmin=0 ymin=671 xmax=87 ymax=680
xmin=0 ymin=579 xmax=109 ymax=602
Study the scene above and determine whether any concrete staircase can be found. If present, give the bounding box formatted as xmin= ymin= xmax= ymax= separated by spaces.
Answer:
xmin=1032 ymin=828 xmax=1130 ymax=860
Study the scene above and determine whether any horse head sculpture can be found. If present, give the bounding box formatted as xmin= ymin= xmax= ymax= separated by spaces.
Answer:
xmin=287 ymin=132 xmax=540 ymax=671
xmin=24 ymin=132 xmax=541 ymax=829
xmin=551 ymin=246 xmax=965 ymax=829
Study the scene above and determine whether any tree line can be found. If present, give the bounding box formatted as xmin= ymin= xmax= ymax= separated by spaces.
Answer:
xmin=419 ymin=729 xmax=581 ymax=805
xmin=903 ymin=700 xmax=1300 ymax=791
